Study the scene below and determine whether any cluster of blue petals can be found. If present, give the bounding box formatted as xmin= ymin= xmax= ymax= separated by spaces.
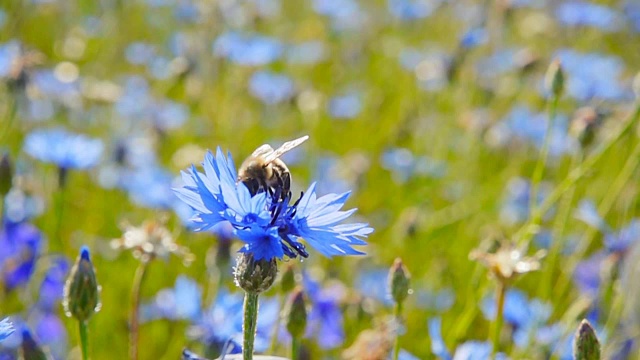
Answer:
xmin=174 ymin=148 xmax=372 ymax=261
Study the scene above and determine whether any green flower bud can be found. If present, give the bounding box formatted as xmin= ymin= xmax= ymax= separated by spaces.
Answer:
xmin=545 ymin=59 xmax=564 ymax=98
xmin=284 ymin=286 xmax=307 ymax=339
xmin=63 ymin=246 xmax=101 ymax=323
xmin=573 ymin=319 xmax=600 ymax=360
xmin=280 ymin=264 xmax=296 ymax=294
xmin=388 ymin=258 xmax=411 ymax=305
xmin=0 ymin=153 xmax=12 ymax=197
xmin=20 ymin=328 xmax=53 ymax=360
xmin=233 ymin=253 xmax=278 ymax=294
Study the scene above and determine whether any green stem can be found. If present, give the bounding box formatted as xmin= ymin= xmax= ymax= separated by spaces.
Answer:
xmin=79 ymin=320 xmax=89 ymax=360
xmin=129 ymin=260 xmax=149 ymax=360
xmin=516 ymin=101 xmax=640 ymax=245
xmin=490 ymin=282 xmax=506 ymax=358
xmin=291 ymin=337 xmax=300 ymax=360
xmin=529 ymin=95 xmax=559 ymax=217
xmin=393 ymin=302 xmax=403 ymax=360
xmin=243 ymin=291 xmax=260 ymax=360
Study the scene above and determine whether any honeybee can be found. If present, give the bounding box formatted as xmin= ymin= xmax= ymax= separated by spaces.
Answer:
xmin=237 ymin=135 xmax=309 ymax=197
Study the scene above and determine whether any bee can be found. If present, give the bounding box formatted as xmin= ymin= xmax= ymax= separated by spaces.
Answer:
xmin=237 ymin=135 xmax=309 ymax=197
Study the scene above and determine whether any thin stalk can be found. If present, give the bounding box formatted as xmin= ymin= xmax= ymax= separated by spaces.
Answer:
xmin=129 ymin=259 xmax=149 ymax=360
xmin=291 ymin=337 xmax=300 ymax=360
xmin=490 ymin=282 xmax=506 ymax=358
xmin=243 ymin=292 xmax=260 ymax=360
xmin=516 ymin=101 xmax=640 ymax=245
xmin=529 ymin=95 xmax=560 ymax=217
xmin=79 ymin=320 xmax=89 ymax=360
xmin=53 ymin=168 xmax=68 ymax=252
xmin=393 ymin=302 xmax=403 ymax=360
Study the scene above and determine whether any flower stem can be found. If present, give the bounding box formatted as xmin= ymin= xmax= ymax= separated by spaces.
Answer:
xmin=129 ymin=260 xmax=149 ymax=360
xmin=243 ymin=291 xmax=260 ymax=360
xmin=79 ymin=320 xmax=89 ymax=360
xmin=393 ymin=302 xmax=403 ymax=360
xmin=529 ymin=94 xmax=559 ymax=217
xmin=490 ymin=282 xmax=506 ymax=358
xmin=291 ymin=337 xmax=300 ymax=360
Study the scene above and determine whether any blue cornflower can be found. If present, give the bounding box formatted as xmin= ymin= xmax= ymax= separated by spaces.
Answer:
xmin=213 ymin=32 xmax=283 ymax=66
xmin=24 ymin=128 xmax=103 ymax=170
xmin=303 ymin=276 xmax=346 ymax=349
xmin=556 ymin=2 xmax=621 ymax=32
xmin=141 ymin=276 xmax=202 ymax=322
xmin=554 ymin=49 xmax=628 ymax=101
xmin=0 ymin=318 xmax=14 ymax=342
xmin=328 ymin=93 xmax=362 ymax=120
xmin=248 ymin=71 xmax=295 ymax=105
xmin=174 ymin=148 xmax=370 ymax=261
xmin=388 ymin=0 xmax=438 ymax=21
xmin=0 ymin=218 xmax=42 ymax=290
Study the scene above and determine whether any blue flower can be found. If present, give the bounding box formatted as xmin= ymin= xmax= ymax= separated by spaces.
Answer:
xmin=556 ymin=2 xmax=621 ymax=32
xmin=24 ymin=128 xmax=103 ymax=170
xmin=459 ymin=27 xmax=488 ymax=49
xmin=0 ymin=219 xmax=42 ymax=290
xmin=174 ymin=148 xmax=370 ymax=260
xmin=574 ymin=251 xmax=606 ymax=297
xmin=38 ymin=257 xmax=70 ymax=312
xmin=388 ymin=0 xmax=438 ymax=21
xmin=428 ymin=317 xmax=451 ymax=359
xmin=575 ymin=199 xmax=610 ymax=232
xmin=141 ymin=276 xmax=202 ymax=322
xmin=604 ymin=219 xmax=640 ymax=253
xmin=0 ymin=319 xmax=13 ymax=342
xmin=303 ymin=275 xmax=346 ymax=349
xmin=213 ymin=32 xmax=283 ymax=66
xmin=554 ymin=49 xmax=628 ymax=101
xmin=248 ymin=71 xmax=295 ymax=105
xmin=328 ymin=93 xmax=362 ymax=120
xmin=0 ymin=40 xmax=21 ymax=80
xmin=500 ymin=177 xmax=553 ymax=225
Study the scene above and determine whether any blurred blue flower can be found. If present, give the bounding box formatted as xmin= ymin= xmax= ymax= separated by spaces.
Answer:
xmin=38 ymin=257 xmax=70 ymax=311
xmin=475 ymin=48 xmax=522 ymax=80
xmin=481 ymin=289 xmax=552 ymax=347
xmin=604 ymin=219 xmax=640 ymax=253
xmin=328 ymin=93 xmax=362 ymax=120
xmin=0 ymin=40 xmax=21 ymax=79
xmin=573 ymin=251 xmax=606 ymax=297
xmin=388 ymin=0 xmax=439 ymax=21
xmin=24 ymin=128 xmax=103 ymax=170
xmin=556 ymin=2 xmax=621 ymax=32
xmin=213 ymin=32 xmax=283 ymax=66
xmin=125 ymin=42 xmax=156 ymax=65
xmin=312 ymin=0 xmax=365 ymax=31
xmin=492 ymin=106 xmax=576 ymax=158
xmin=428 ymin=318 xmax=451 ymax=359
xmin=141 ymin=276 xmax=202 ymax=322
xmin=174 ymin=149 xmax=370 ymax=260
xmin=189 ymin=288 xmax=278 ymax=354
xmin=314 ymin=154 xmax=354 ymax=195
xmin=0 ymin=219 xmax=42 ymax=290
xmin=381 ymin=148 xmax=447 ymax=184
xmin=31 ymin=69 xmax=80 ymax=102
xmin=0 ymin=319 xmax=13 ymax=342
xmin=500 ymin=177 xmax=553 ymax=225
xmin=286 ymin=41 xmax=326 ymax=65
xmin=574 ymin=199 xmax=609 ymax=232
xmin=151 ymin=100 xmax=189 ymax=131
xmin=303 ymin=276 xmax=345 ymax=349
xmin=115 ymin=76 xmax=151 ymax=118
xmin=355 ymin=269 xmax=393 ymax=306
xmin=248 ymin=71 xmax=295 ymax=105
xmin=459 ymin=27 xmax=488 ymax=49
xmin=554 ymin=49 xmax=628 ymax=101
xmin=122 ymin=166 xmax=176 ymax=209
xmin=624 ymin=3 xmax=640 ymax=32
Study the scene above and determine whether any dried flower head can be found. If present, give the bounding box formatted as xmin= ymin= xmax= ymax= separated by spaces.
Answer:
xmin=111 ymin=219 xmax=194 ymax=264
xmin=470 ymin=241 xmax=546 ymax=284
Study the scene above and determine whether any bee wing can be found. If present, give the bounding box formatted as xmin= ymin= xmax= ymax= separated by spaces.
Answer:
xmin=264 ymin=135 xmax=309 ymax=164
xmin=251 ymin=144 xmax=275 ymax=157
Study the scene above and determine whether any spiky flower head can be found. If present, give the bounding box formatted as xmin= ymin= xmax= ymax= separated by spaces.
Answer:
xmin=284 ymin=286 xmax=308 ymax=338
xmin=233 ymin=252 xmax=278 ymax=294
xmin=573 ymin=319 xmax=600 ymax=360
xmin=388 ymin=258 xmax=411 ymax=305
xmin=63 ymin=246 xmax=101 ymax=323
